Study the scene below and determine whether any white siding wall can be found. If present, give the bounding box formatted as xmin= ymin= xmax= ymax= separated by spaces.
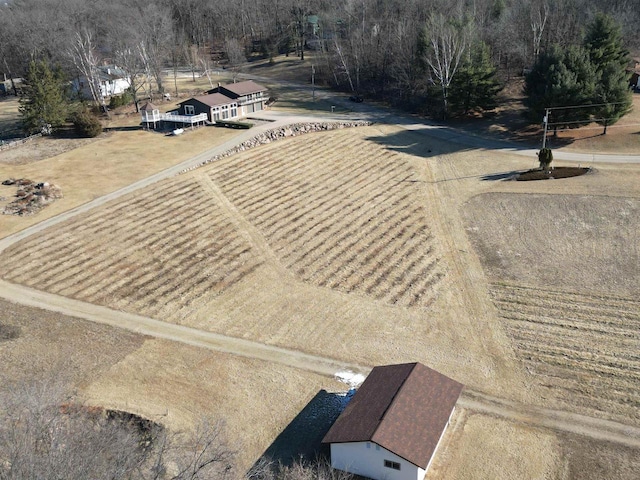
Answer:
xmin=330 ymin=442 xmax=425 ymax=480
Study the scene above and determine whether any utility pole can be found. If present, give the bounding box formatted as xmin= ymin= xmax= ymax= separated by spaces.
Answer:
xmin=542 ymin=107 xmax=550 ymax=149
xmin=311 ymin=64 xmax=315 ymax=101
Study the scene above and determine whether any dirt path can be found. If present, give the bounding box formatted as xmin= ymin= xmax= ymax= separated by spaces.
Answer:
xmin=1 ymin=278 xmax=639 ymax=448
xmin=195 ymin=171 xmax=293 ymax=278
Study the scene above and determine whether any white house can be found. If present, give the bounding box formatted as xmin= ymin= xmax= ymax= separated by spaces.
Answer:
xmin=323 ymin=363 xmax=463 ymax=480
xmin=74 ymin=65 xmax=130 ymax=99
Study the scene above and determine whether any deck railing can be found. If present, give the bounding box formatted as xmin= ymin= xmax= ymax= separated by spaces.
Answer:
xmin=141 ymin=112 xmax=208 ymax=124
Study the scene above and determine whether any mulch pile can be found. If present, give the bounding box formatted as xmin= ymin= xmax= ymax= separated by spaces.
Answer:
xmin=1 ymin=178 xmax=63 ymax=216
xmin=516 ymin=166 xmax=591 ymax=181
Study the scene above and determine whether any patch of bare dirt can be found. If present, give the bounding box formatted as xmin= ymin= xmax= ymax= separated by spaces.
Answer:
xmin=0 ymin=134 xmax=104 ymax=165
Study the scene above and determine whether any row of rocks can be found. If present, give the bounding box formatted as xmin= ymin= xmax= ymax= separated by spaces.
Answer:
xmin=180 ymin=120 xmax=371 ymax=173
xmin=0 ymin=133 xmax=42 ymax=152
xmin=1 ymin=178 xmax=63 ymax=216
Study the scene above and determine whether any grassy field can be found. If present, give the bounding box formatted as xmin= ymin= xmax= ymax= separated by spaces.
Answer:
xmin=2 ymin=58 xmax=640 ymax=478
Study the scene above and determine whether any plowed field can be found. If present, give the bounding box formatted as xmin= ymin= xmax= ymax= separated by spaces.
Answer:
xmin=206 ymin=128 xmax=442 ymax=308
xmin=0 ymin=127 xmax=443 ymax=322
xmin=464 ymin=193 xmax=640 ymax=423
xmin=0 ymin=176 xmax=263 ymax=319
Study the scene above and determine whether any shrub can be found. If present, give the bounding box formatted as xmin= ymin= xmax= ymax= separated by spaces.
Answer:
xmin=108 ymin=89 xmax=134 ymax=109
xmin=215 ymin=120 xmax=253 ymax=129
xmin=72 ymin=109 xmax=102 ymax=138
xmin=538 ymin=148 xmax=553 ymax=171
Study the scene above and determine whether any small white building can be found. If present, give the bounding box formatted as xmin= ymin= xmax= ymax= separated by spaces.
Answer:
xmin=74 ymin=65 xmax=131 ymax=99
xmin=323 ymin=363 xmax=463 ymax=480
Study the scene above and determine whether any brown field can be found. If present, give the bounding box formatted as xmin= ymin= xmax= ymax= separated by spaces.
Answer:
xmin=2 ymin=88 xmax=640 ymax=477
xmin=462 ymin=193 xmax=640 ymax=425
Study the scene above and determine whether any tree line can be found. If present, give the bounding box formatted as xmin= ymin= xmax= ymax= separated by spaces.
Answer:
xmin=0 ymin=0 xmax=637 ymax=125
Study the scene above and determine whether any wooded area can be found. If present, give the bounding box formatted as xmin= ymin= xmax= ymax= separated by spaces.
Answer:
xmin=0 ymin=0 xmax=638 ymax=120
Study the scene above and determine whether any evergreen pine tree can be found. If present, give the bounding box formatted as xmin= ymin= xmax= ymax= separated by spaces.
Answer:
xmin=583 ymin=13 xmax=632 ymax=133
xmin=19 ymin=59 xmax=68 ymax=135
xmin=524 ymin=45 xmax=596 ymax=134
xmin=449 ymin=42 xmax=502 ymax=116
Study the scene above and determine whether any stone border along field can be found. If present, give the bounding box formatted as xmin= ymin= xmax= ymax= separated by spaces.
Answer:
xmin=179 ymin=121 xmax=372 ymax=173
xmin=0 ymin=122 xmax=442 ymax=319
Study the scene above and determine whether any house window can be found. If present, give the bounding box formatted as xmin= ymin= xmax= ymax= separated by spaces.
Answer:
xmin=366 ymin=443 xmax=370 ymax=449
xmin=376 ymin=445 xmax=380 ymax=451
xmin=185 ymin=105 xmax=195 ymax=115
xmin=231 ymin=104 xmax=237 ymax=117
xmin=384 ymin=460 xmax=401 ymax=471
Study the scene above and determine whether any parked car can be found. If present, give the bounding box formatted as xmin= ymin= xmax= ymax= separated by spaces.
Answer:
xmin=349 ymin=95 xmax=363 ymax=103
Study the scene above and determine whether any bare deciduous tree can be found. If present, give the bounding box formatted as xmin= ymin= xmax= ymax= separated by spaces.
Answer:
xmin=247 ymin=457 xmax=353 ymax=480
xmin=69 ymin=29 xmax=107 ymax=111
xmin=0 ymin=379 xmax=236 ymax=480
xmin=421 ymin=12 xmax=469 ymax=117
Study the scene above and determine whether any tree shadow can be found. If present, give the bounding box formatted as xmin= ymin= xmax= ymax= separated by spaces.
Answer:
xmin=249 ymin=389 xmax=354 ymax=472
xmin=364 ymin=127 xmax=474 ymax=159
xmin=103 ymin=125 xmax=143 ymax=132
xmin=480 ymin=170 xmax=522 ymax=181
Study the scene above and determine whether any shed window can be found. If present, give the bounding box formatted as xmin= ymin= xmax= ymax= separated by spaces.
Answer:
xmin=384 ymin=460 xmax=401 ymax=471
xmin=184 ymin=105 xmax=195 ymax=115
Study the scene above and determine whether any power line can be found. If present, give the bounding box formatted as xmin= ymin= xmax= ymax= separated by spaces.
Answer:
xmin=550 ymin=122 xmax=640 ymax=133
xmin=545 ymin=102 xmax=629 ymax=111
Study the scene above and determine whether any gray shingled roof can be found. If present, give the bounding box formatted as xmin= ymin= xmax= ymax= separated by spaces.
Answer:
xmin=184 ymin=93 xmax=235 ymax=107
xmin=220 ymin=80 xmax=267 ymax=96
xmin=322 ymin=363 xmax=463 ymax=469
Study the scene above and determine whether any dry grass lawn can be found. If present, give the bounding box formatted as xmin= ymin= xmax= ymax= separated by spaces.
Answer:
xmin=2 ymin=63 xmax=640 ymax=478
xmin=0 ymin=126 xmax=242 ymax=237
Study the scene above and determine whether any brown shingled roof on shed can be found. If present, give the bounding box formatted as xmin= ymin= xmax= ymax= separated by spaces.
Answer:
xmin=322 ymin=362 xmax=463 ymax=469
xmin=140 ymin=102 xmax=158 ymax=111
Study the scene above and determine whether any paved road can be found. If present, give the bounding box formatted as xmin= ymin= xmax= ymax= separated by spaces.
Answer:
xmin=1 ymin=98 xmax=640 ymax=447
xmin=241 ymin=71 xmax=640 ymax=164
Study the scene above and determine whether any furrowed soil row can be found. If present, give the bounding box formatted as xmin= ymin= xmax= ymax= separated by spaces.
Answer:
xmin=211 ymin=138 xmax=338 ymax=201
xmin=291 ymin=191 xmax=412 ymax=279
xmin=262 ymin=164 xmax=412 ymax=244
xmin=0 ymin=172 xmax=261 ymax=319
xmin=117 ymin=233 xmax=254 ymax=313
xmin=213 ymin=131 xmax=355 ymax=194
xmin=77 ymin=219 xmax=227 ymax=302
xmin=497 ymin=308 xmax=639 ymax=343
xmin=490 ymin=283 xmax=640 ymax=419
xmin=207 ymin=131 xmax=441 ymax=308
xmin=492 ymin=283 xmax=640 ymax=319
xmin=20 ymin=198 xmax=212 ymax=293
xmin=264 ymin=166 xmax=409 ymax=253
xmin=218 ymin=133 xmax=354 ymax=187
xmin=122 ymin=225 xmax=241 ymax=303
xmin=209 ymin=132 xmax=441 ymax=307
xmin=491 ymin=294 xmax=640 ymax=330
xmin=223 ymin=140 xmax=368 ymax=219
xmin=18 ymin=198 xmax=212 ymax=291
xmin=143 ymin=243 xmax=254 ymax=312
xmin=231 ymin=153 xmax=374 ymax=225
xmin=0 ymin=184 xmax=202 ymax=279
